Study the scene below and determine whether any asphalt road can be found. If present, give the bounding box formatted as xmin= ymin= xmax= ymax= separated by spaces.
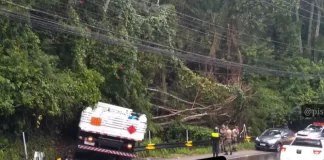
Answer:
xmin=77 ymin=150 xmax=278 ymax=160
xmin=157 ymin=150 xmax=278 ymax=160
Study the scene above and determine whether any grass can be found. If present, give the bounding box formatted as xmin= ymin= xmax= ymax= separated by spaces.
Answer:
xmin=136 ymin=142 xmax=255 ymax=158
xmin=0 ymin=135 xmax=73 ymax=160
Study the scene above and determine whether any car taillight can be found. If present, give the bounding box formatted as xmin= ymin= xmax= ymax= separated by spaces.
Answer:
xmin=313 ymin=150 xmax=321 ymax=154
xmin=281 ymin=147 xmax=286 ymax=152
xmin=127 ymin=144 xmax=132 ymax=149
xmin=87 ymin=136 xmax=93 ymax=142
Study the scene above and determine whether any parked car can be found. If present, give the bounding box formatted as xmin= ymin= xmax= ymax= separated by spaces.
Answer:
xmin=280 ymin=137 xmax=324 ymax=160
xmin=296 ymin=122 xmax=324 ymax=138
xmin=255 ymin=128 xmax=295 ymax=152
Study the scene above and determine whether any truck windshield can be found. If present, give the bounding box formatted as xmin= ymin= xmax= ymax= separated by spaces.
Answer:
xmin=292 ymin=138 xmax=322 ymax=148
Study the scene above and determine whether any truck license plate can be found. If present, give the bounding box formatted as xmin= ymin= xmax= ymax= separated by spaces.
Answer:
xmin=260 ymin=143 xmax=266 ymax=146
xmin=84 ymin=140 xmax=95 ymax=146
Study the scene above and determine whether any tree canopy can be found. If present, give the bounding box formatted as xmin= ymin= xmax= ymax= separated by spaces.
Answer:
xmin=1 ymin=0 xmax=324 ymax=139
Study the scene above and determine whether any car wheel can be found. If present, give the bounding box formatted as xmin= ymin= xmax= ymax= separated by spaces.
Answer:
xmin=255 ymin=146 xmax=260 ymax=150
xmin=276 ymin=143 xmax=282 ymax=152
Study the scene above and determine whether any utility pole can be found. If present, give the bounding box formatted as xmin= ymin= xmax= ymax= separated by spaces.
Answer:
xmin=103 ymin=0 xmax=111 ymax=12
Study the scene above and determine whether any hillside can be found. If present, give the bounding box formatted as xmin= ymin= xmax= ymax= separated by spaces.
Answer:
xmin=1 ymin=0 xmax=324 ymax=158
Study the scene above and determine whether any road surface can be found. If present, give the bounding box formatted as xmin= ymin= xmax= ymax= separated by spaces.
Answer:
xmin=142 ymin=150 xmax=278 ymax=160
xmin=78 ymin=150 xmax=278 ymax=160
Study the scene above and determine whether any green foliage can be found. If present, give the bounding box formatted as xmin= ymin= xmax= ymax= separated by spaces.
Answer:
xmin=3 ymin=0 xmax=324 ymax=158
xmin=166 ymin=124 xmax=213 ymax=142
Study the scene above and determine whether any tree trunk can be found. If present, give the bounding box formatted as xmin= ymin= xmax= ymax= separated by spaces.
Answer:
xmin=103 ymin=0 xmax=111 ymax=12
xmin=227 ymin=24 xmax=242 ymax=85
xmin=160 ymin=67 xmax=167 ymax=114
xmin=208 ymin=14 xmax=219 ymax=78
xmin=296 ymin=0 xmax=303 ymax=54
xmin=307 ymin=0 xmax=315 ymax=55
xmin=314 ymin=0 xmax=322 ymax=63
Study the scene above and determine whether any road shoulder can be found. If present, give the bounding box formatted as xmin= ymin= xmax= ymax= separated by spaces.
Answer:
xmin=163 ymin=150 xmax=273 ymax=160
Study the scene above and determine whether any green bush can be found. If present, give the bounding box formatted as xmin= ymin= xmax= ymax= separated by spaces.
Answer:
xmin=166 ymin=124 xmax=213 ymax=142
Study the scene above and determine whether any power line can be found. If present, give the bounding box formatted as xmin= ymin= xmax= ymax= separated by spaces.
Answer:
xmin=1 ymin=0 xmax=280 ymax=69
xmin=140 ymin=0 xmax=324 ymax=53
xmin=24 ymin=0 xmax=286 ymax=69
xmin=33 ymin=0 xmax=316 ymax=68
xmin=300 ymin=0 xmax=324 ymax=14
xmin=0 ymin=3 xmax=323 ymax=78
xmin=282 ymin=0 xmax=324 ymax=20
xmin=63 ymin=0 xmax=293 ymax=68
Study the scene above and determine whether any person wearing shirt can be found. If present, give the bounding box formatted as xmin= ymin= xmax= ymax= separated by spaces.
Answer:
xmin=211 ymin=127 xmax=220 ymax=157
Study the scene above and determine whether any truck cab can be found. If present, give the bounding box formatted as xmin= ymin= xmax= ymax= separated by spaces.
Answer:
xmin=74 ymin=102 xmax=147 ymax=160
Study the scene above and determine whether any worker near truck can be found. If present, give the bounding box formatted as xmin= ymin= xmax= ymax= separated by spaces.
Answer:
xmin=224 ymin=126 xmax=233 ymax=155
xmin=220 ymin=125 xmax=226 ymax=152
xmin=211 ymin=126 xmax=220 ymax=157
xmin=232 ymin=126 xmax=239 ymax=151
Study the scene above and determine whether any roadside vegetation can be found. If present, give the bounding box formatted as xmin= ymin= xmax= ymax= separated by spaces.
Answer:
xmin=1 ymin=0 xmax=324 ymax=159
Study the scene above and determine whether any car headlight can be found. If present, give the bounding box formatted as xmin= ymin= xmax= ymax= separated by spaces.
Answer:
xmin=267 ymin=139 xmax=278 ymax=144
xmin=255 ymin=137 xmax=260 ymax=141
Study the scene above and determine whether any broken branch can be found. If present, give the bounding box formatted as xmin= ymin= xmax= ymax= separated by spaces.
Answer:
xmin=146 ymin=88 xmax=206 ymax=108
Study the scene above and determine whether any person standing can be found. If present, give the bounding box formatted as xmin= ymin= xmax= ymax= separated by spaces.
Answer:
xmin=232 ymin=126 xmax=239 ymax=151
xmin=220 ymin=125 xmax=226 ymax=153
xmin=211 ymin=126 xmax=220 ymax=157
xmin=224 ymin=126 xmax=233 ymax=155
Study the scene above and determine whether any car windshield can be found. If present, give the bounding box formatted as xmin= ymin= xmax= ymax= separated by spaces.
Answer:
xmin=292 ymin=138 xmax=322 ymax=148
xmin=305 ymin=125 xmax=322 ymax=131
xmin=261 ymin=129 xmax=281 ymax=136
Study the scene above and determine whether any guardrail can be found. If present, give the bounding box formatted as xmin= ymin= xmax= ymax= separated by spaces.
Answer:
xmin=133 ymin=130 xmax=255 ymax=152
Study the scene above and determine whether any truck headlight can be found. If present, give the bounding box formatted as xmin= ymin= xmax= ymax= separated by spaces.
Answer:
xmin=127 ymin=144 xmax=132 ymax=149
xmin=87 ymin=136 xmax=93 ymax=142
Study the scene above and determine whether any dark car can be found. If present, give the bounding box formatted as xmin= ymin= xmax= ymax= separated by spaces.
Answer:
xmin=255 ymin=128 xmax=295 ymax=152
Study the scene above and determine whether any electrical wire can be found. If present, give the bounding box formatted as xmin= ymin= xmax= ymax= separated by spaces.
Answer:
xmin=140 ymin=0 xmax=324 ymax=53
xmin=21 ymin=0 xmax=311 ymax=69
xmin=0 ymin=3 xmax=323 ymax=78
xmin=25 ymin=0 xmax=287 ymax=69
xmin=300 ymin=0 xmax=324 ymax=14
xmin=281 ymin=0 xmax=324 ymax=20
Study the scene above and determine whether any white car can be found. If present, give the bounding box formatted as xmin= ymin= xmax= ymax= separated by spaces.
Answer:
xmin=296 ymin=123 xmax=324 ymax=138
xmin=280 ymin=137 xmax=324 ymax=160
